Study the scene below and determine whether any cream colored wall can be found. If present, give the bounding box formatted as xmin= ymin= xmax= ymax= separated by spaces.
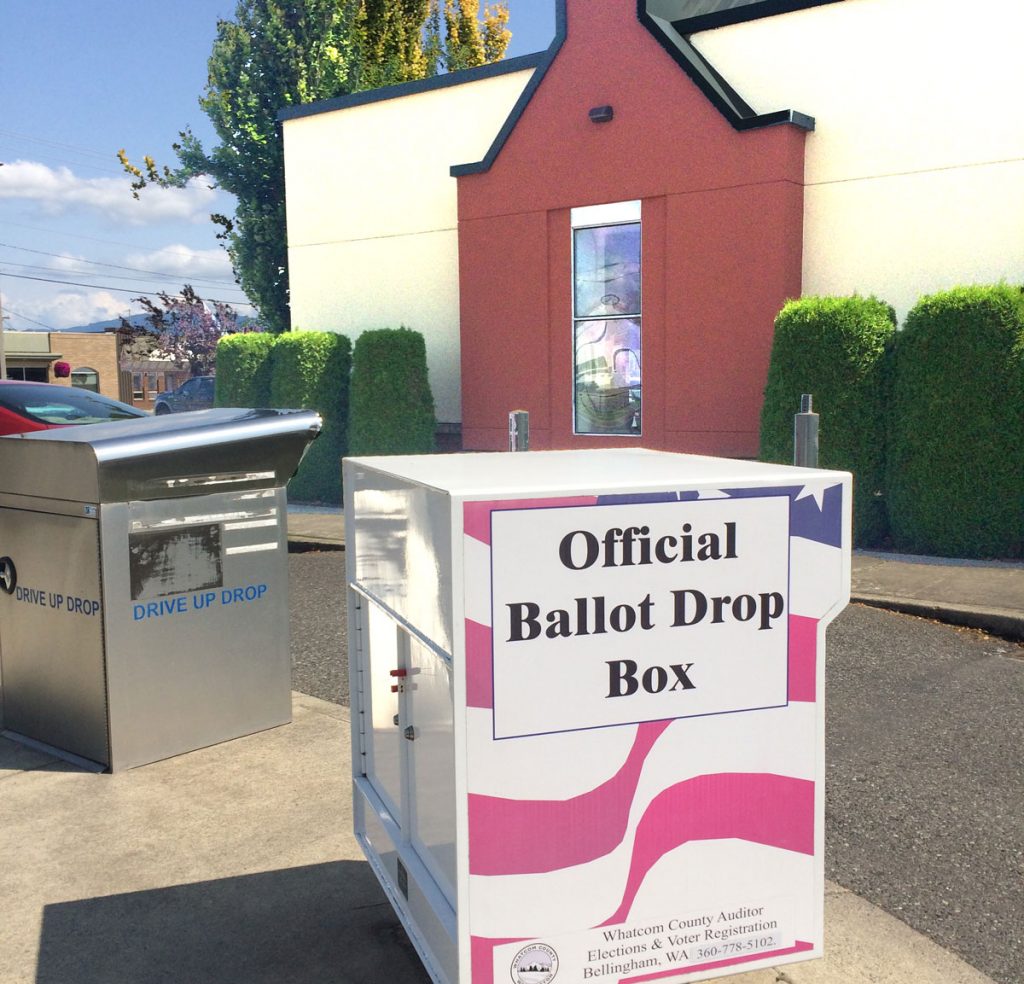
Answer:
xmin=8 ymin=331 xmax=49 ymax=354
xmin=283 ymin=68 xmax=535 ymax=423
xmin=693 ymin=0 xmax=1024 ymax=321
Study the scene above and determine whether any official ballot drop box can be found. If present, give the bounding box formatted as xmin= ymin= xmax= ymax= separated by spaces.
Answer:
xmin=344 ymin=449 xmax=851 ymax=984
xmin=0 ymin=408 xmax=321 ymax=771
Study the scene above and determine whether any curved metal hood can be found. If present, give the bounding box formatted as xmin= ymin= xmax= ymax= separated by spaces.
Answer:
xmin=0 ymin=408 xmax=323 ymax=503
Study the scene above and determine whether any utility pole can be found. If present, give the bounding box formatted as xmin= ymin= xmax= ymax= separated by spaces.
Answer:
xmin=0 ymin=276 xmax=7 ymax=380
xmin=0 ymin=166 xmax=5 ymax=380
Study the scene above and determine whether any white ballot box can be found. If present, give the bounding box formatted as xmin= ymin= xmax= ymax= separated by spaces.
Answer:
xmin=343 ymin=449 xmax=851 ymax=984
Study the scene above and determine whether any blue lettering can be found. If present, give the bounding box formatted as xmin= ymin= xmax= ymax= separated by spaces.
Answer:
xmin=133 ymin=604 xmax=146 ymax=621
xmin=65 ymin=597 xmax=101 ymax=616
xmin=220 ymin=584 xmax=269 ymax=606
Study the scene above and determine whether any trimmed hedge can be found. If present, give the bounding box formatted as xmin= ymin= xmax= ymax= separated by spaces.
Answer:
xmin=887 ymin=285 xmax=1024 ymax=558
xmin=214 ymin=332 xmax=277 ymax=407
xmin=348 ymin=327 xmax=436 ymax=456
xmin=760 ymin=296 xmax=895 ymax=546
xmin=270 ymin=331 xmax=352 ymax=504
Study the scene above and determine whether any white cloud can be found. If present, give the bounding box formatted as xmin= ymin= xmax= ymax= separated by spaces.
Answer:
xmin=123 ymin=243 xmax=234 ymax=280
xmin=0 ymin=159 xmax=219 ymax=225
xmin=18 ymin=290 xmax=126 ymax=330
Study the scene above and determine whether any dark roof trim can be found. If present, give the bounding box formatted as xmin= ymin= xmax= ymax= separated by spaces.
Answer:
xmin=639 ymin=1 xmax=815 ymax=131
xmin=450 ymin=0 xmax=568 ymax=177
xmin=671 ymin=0 xmax=845 ymax=36
xmin=277 ymin=50 xmax=548 ymax=124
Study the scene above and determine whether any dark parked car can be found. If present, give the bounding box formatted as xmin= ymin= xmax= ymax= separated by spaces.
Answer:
xmin=0 ymin=380 xmax=147 ymax=436
xmin=153 ymin=375 xmax=215 ymax=415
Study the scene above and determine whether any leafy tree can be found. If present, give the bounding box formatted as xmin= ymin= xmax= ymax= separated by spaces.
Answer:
xmin=116 ymin=285 xmax=261 ymax=376
xmin=119 ymin=0 xmax=510 ymax=333
xmin=436 ymin=0 xmax=510 ymax=72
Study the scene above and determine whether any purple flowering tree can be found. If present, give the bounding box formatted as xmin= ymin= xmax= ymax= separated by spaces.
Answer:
xmin=116 ymin=285 xmax=262 ymax=376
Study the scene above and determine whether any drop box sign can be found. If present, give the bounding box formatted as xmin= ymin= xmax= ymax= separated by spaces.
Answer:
xmin=490 ymin=495 xmax=790 ymax=740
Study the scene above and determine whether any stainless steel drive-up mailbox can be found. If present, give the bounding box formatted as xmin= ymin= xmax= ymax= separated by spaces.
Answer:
xmin=344 ymin=449 xmax=851 ymax=984
xmin=0 ymin=408 xmax=321 ymax=771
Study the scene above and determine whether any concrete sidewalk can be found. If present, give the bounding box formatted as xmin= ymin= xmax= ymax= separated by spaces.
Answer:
xmin=852 ymin=551 xmax=1024 ymax=641
xmin=0 ymin=693 xmax=998 ymax=984
xmin=285 ymin=508 xmax=1024 ymax=641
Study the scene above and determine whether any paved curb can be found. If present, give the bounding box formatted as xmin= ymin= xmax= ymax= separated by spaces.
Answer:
xmin=852 ymin=593 xmax=1024 ymax=642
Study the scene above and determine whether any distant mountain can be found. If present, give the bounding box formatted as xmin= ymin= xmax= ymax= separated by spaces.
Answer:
xmin=53 ymin=315 xmax=151 ymax=334
xmin=55 ymin=313 xmax=260 ymax=334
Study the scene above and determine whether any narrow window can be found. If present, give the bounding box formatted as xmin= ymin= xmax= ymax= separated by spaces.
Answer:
xmin=572 ymin=201 xmax=641 ymax=436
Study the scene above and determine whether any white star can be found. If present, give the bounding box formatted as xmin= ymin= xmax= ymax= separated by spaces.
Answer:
xmin=795 ymin=484 xmax=826 ymax=512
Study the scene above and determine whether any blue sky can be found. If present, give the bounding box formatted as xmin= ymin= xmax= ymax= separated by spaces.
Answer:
xmin=0 ymin=0 xmax=555 ymax=331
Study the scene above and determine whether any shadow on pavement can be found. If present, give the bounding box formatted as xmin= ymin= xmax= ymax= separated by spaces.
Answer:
xmin=0 ymin=735 xmax=93 ymax=775
xmin=36 ymin=860 xmax=432 ymax=984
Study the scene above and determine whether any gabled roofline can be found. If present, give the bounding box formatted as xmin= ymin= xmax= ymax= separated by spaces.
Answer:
xmin=639 ymin=1 xmax=816 ymax=131
xmin=451 ymin=0 xmax=813 ymax=179
xmin=277 ymin=50 xmax=548 ymax=124
xmin=450 ymin=0 xmax=568 ymax=177
xmin=280 ymin=1 xmax=819 ymax=175
xmin=670 ymin=0 xmax=844 ymax=36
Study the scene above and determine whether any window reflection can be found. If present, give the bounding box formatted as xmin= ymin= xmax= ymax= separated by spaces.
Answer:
xmin=573 ymin=219 xmax=641 ymax=435
xmin=573 ymin=225 xmax=641 ymax=316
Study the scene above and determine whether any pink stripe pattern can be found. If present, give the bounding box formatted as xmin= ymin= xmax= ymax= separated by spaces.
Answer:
xmin=466 ymin=619 xmax=494 ymax=709
xmin=788 ymin=614 xmax=818 ymax=702
xmin=471 ymin=935 xmax=527 ymax=984
xmin=463 ymin=496 xmax=598 ymax=545
xmin=598 ymin=773 xmax=815 ymax=926
xmin=469 ymin=720 xmax=673 ymax=875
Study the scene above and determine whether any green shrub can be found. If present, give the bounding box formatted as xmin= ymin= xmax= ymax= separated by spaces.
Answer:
xmin=349 ymin=327 xmax=436 ymax=456
xmin=270 ymin=331 xmax=352 ymax=504
xmin=760 ymin=295 xmax=896 ymax=546
xmin=215 ymin=332 xmax=277 ymax=407
xmin=887 ymin=285 xmax=1024 ymax=558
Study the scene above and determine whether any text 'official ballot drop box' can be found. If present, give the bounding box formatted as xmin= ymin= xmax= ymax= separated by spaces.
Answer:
xmin=344 ymin=449 xmax=851 ymax=984
xmin=0 ymin=408 xmax=321 ymax=771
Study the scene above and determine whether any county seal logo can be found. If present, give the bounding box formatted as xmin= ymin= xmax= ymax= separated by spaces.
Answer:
xmin=511 ymin=943 xmax=558 ymax=984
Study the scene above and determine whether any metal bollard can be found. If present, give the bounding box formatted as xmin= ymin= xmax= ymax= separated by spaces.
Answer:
xmin=794 ymin=394 xmax=819 ymax=467
xmin=508 ymin=410 xmax=529 ymax=452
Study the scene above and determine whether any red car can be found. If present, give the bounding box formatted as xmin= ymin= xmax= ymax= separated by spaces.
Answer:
xmin=0 ymin=380 xmax=147 ymax=436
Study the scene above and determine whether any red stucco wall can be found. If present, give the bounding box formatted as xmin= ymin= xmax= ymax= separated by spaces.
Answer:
xmin=457 ymin=0 xmax=806 ymax=456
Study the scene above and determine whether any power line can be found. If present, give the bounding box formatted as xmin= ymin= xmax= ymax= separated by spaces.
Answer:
xmin=0 ymin=246 xmax=247 ymax=292
xmin=0 ymin=258 xmax=250 ymax=295
xmin=0 ymin=129 xmax=131 ymax=176
xmin=0 ymin=128 xmax=123 ymax=163
xmin=3 ymin=306 xmax=55 ymax=331
xmin=0 ymin=271 xmax=255 ymax=308
xmin=0 ymin=241 xmax=241 ymax=287
xmin=0 ymin=148 xmax=125 ymax=178
xmin=0 ymin=219 xmax=235 ymax=256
